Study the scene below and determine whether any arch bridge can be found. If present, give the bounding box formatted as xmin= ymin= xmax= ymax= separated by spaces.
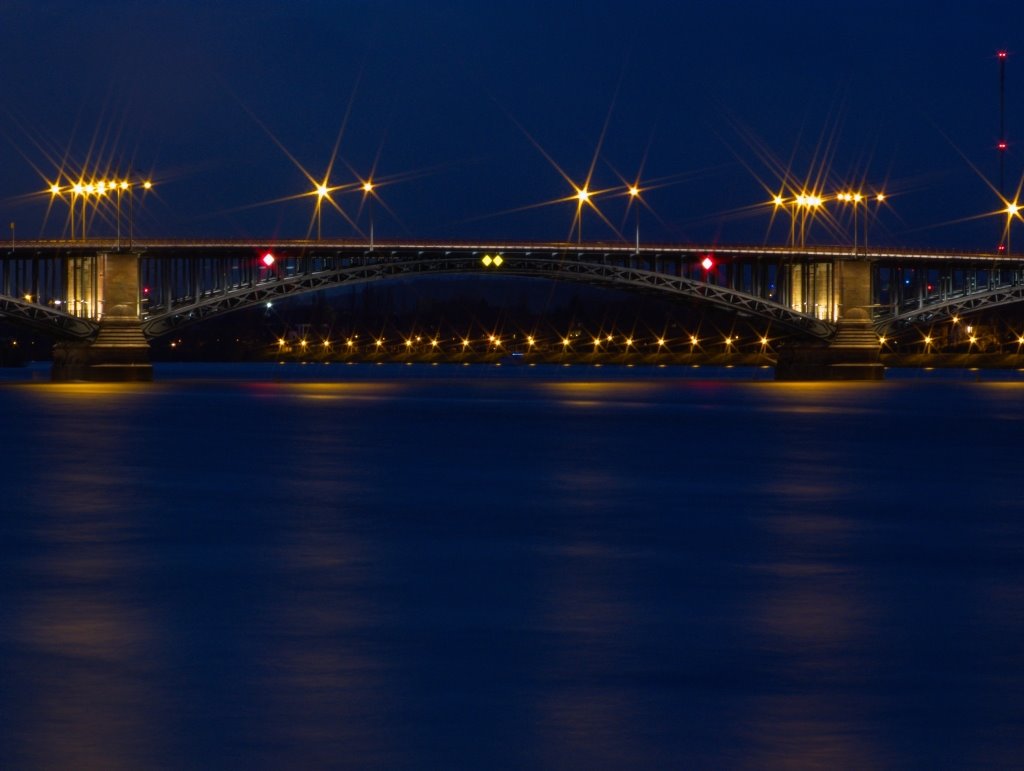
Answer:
xmin=1 ymin=239 xmax=1022 ymax=379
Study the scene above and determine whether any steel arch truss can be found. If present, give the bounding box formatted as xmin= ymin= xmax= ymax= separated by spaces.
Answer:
xmin=878 ymin=284 xmax=1024 ymax=334
xmin=141 ymin=251 xmax=834 ymax=339
xmin=0 ymin=296 xmax=98 ymax=340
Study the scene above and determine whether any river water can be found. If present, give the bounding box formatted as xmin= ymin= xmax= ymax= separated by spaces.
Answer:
xmin=1 ymin=362 xmax=1022 ymax=768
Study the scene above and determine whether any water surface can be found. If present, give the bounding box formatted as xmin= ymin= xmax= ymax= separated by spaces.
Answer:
xmin=1 ymin=363 xmax=1022 ymax=768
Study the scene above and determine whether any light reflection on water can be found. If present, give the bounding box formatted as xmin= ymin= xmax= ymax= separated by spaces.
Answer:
xmin=1 ymin=363 xmax=1023 ymax=767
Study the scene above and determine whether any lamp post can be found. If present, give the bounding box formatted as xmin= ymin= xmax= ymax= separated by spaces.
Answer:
xmin=836 ymin=192 xmax=864 ymax=253
xmin=772 ymin=194 xmax=795 ymax=246
xmin=362 ymin=180 xmax=375 ymax=249
xmin=795 ymin=194 xmax=821 ymax=246
xmin=315 ymin=184 xmax=329 ymax=241
xmin=128 ymin=179 xmax=153 ymax=249
xmin=48 ymin=184 xmax=65 ymax=239
xmin=71 ymin=183 xmax=84 ymax=240
xmin=867 ymin=192 xmax=885 ymax=249
xmin=95 ymin=181 xmax=110 ymax=241
xmin=628 ymin=184 xmax=641 ymax=254
xmin=1007 ymin=202 xmax=1020 ymax=255
xmin=116 ymin=180 xmax=128 ymax=249
xmin=82 ymin=182 xmax=95 ymax=240
xmin=575 ymin=187 xmax=590 ymax=245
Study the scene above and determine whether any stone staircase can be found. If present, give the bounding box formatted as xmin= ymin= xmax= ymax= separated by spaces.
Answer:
xmin=91 ymin=318 xmax=150 ymax=349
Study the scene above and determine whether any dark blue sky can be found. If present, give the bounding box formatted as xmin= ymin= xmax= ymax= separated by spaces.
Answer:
xmin=2 ymin=1 xmax=1022 ymax=249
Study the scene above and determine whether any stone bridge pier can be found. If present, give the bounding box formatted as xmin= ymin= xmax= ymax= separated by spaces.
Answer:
xmin=52 ymin=251 xmax=152 ymax=381
xmin=775 ymin=257 xmax=884 ymax=380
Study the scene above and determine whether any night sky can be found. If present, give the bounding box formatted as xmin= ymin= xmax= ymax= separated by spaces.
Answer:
xmin=2 ymin=1 xmax=1022 ymax=249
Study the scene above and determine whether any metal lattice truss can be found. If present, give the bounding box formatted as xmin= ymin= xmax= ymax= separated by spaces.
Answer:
xmin=10 ymin=240 xmax=1022 ymax=342
xmin=880 ymin=283 xmax=1024 ymax=333
xmin=0 ymin=296 xmax=97 ymax=340
xmin=141 ymin=251 xmax=835 ymax=339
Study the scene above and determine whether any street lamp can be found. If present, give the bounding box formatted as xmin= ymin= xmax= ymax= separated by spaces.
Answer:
xmin=82 ymin=182 xmax=95 ymax=240
xmin=362 ymin=180 xmax=375 ymax=249
xmin=48 ymin=184 xmax=68 ymax=240
xmin=1007 ymin=201 xmax=1021 ymax=255
xmin=796 ymin=193 xmax=823 ymax=246
xmin=628 ymin=184 xmax=641 ymax=254
xmin=772 ymin=194 xmax=788 ymax=245
xmin=315 ymin=183 xmax=329 ymax=241
xmin=575 ymin=186 xmax=590 ymax=245
xmin=116 ymin=180 xmax=129 ymax=249
xmin=128 ymin=179 xmax=153 ymax=249
xmin=836 ymin=191 xmax=864 ymax=253
xmin=859 ymin=192 xmax=886 ymax=249
xmin=95 ymin=182 xmax=110 ymax=241
xmin=71 ymin=182 xmax=84 ymax=240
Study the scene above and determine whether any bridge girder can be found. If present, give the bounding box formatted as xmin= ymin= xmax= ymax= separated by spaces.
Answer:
xmin=140 ymin=252 xmax=836 ymax=339
xmin=0 ymin=296 xmax=98 ymax=340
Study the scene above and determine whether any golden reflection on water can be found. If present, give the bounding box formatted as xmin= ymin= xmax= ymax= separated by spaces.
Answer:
xmin=273 ymin=381 xmax=401 ymax=402
xmin=743 ymin=555 xmax=880 ymax=766
xmin=740 ymin=694 xmax=880 ymax=769
xmin=241 ymin=441 xmax=390 ymax=762
xmin=13 ymin=601 xmax=162 ymax=769
xmin=542 ymin=381 xmax=666 ymax=397
xmin=753 ymin=381 xmax=888 ymax=416
xmin=976 ymin=381 xmax=1024 ymax=421
xmin=6 ymin=381 xmax=155 ymax=408
xmin=542 ymin=381 xmax=668 ymax=409
xmin=3 ymin=384 xmax=168 ymax=766
xmin=729 ymin=419 xmax=886 ymax=768
xmin=12 ymin=548 xmax=162 ymax=767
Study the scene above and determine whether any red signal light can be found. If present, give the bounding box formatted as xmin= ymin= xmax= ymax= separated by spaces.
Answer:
xmin=998 ymin=51 xmax=1008 ymax=59
xmin=262 ymin=252 xmax=276 ymax=267
xmin=998 ymin=244 xmax=1007 ymax=253
xmin=701 ymin=255 xmax=715 ymax=271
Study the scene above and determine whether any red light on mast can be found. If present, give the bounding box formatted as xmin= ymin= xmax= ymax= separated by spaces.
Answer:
xmin=262 ymin=252 xmax=276 ymax=267
xmin=701 ymin=255 xmax=715 ymax=271
xmin=998 ymin=141 xmax=1008 ymax=151
xmin=998 ymin=51 xmax=1008 ymax=59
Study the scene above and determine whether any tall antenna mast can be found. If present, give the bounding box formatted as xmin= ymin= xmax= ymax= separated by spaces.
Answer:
xmin=999 ymin=50 xmax=1008 ymax=197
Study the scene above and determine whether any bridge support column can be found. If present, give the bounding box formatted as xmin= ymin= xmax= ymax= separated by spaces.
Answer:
xmin=52 ymin=251 xmax=153 ymax=381
xmin=775 ymin=258 xmax=884 ymax=381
